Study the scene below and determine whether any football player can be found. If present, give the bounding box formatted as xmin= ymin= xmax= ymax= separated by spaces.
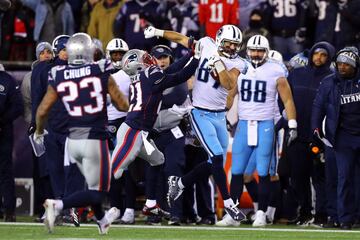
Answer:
xmin=34 ymin=33 xmax=129 ymax=234
xmin=144 ymin=24 xmax=247 ymax=222
xmin=111 ymin=42 xmax=201 ymax=219
xmin=224 ymin=35 xmax=297 ymax=227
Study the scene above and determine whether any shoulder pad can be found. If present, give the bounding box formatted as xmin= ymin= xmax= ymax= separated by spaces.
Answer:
xmin=146 ymin=66 xmax=165 ymax=85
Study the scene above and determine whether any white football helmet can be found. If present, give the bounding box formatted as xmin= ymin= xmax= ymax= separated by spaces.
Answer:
xmin=268 ymin=50 xmax=283 ymax=62
xmin=121 ymin=49 xmax=157 ymax=76
xmin=215 ymin=25 xmax=242 ymax=59
xmin=246 ymin=35 xmax=270 ymax=65
xmin=106 ymin=38 xmax=129 ymax=68
xmin=66 ymin=33 xmax=95 ymax=65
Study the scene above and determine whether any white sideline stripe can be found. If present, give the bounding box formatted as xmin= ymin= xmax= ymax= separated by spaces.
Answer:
xmin=0 ymin=222 xmax=360 ymax=233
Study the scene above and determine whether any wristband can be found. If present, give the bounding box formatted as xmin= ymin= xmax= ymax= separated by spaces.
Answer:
xmin=214 ymin=60 xmax=225 ymax=73
xmin=288 ymin=119 xmax=297 ymax=128
xmin=155 ymin=29 xmax=164 ymax=37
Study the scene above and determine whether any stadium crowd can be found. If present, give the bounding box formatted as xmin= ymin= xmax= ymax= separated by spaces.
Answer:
xmin=0 ymin=0 xmax=360 ymax=234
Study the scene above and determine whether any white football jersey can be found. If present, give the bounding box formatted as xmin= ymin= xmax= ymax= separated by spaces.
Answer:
xmin=107 ymin=70 xmax=130 ymax=120
xmin=237 ymin=59 xmax=288 ymax=121
xmin=192 ymin=37 xmax=246 ymax=110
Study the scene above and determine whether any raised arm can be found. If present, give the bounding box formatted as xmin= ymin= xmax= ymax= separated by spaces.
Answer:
xmin=108 ymin=75 xmax=129 ymax=112
xmin=144 ymin=26 xmax=190 ymax=48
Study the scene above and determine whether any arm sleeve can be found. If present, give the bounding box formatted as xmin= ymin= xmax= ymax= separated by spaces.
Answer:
xmin=164 ymin=53 xmax=192 ymax=74
xmin=152 ymin=57 xmax=199 ymax=93
xmin=31 ymin=66 xmax=50 ymax=124
xmin=311 ymin=80 xmax=329 ymax=131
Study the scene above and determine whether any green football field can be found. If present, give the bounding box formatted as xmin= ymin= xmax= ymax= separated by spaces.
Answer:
xmin=1 ymin=222 xmax=360 ymax=240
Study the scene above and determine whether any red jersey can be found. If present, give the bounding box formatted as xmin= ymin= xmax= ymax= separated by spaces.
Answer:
xmin=198 ymin=0 xmax=239 ymax=39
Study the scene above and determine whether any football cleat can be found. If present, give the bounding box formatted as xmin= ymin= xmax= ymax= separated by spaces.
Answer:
xmin=43 ymin=199 xmax=60 ymax=233
xmin=142 ymin=204 xmax=170 ymax=219
xmin=120 ymin=209 xmax=135 ymax=224
xmin=97 ymin=207 xmax=120 ymax=235
xmin=252 ymin=210 xmax=267 ymax=227
xmin=70 ymin=208 xmax=80 ymax=227
xmin=167 ymin=176 xmax=184 ymax=207
xmin=224 ymin=203 xmax=246 ymax=222
xmin=216 ymin=214 xmax=240 ymax=227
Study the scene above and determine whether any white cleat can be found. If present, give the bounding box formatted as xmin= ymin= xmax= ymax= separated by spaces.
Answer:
xmin=252 ymin=210 xmax=267 ymax=227
xmin=216 ymin=214 xmax=240 ymax=227
xmin=120 ymin=209 xmax=135 ymax=224
xmin=97 ymin=207 xmax=120 ymax=235
xmin=43 ymin=199 xmax=59 ymax=233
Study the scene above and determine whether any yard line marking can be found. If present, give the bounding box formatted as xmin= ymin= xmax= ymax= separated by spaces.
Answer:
xmin=1 ymin=222 xmax=360 ymax=233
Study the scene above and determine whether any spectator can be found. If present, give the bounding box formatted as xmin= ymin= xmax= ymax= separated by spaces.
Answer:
xmin=79 ymin=0 xmax=100 ymax=33
xmin=263 ymin=0 xmax=306 ymax=59
xmin=312 ymin=46 xmax=360 ymax=230
xmin=21 ymin=0 xmax=74 ymax=44
xmin=66 ymin=0 xmax=85 ymax=32
xmin=0 ymin=64 xmax=24 ymax=222
xmin=239 ymin=9 xmax=271 ymax=57
xmin=162 ymin=0 xmax=199 ymax=59
xmin=198 ymin=0 xmax=239 ymax=39
xmin=87 ymin=0 xmax=124 ymax=52
xmin=238 ymin=0 xmax=267 ymax=30
xmin=314 ymin=0 xmax=360 ymax=50
xmin=113 ymin=0 xmax=163 ymax=52
xmin=287 ymin=41 xmax=335 ymax=226
xmin=20 ymin=41 xmax=54 ymax=222
xmin=0 ymin=0 xmax=34 ymax=61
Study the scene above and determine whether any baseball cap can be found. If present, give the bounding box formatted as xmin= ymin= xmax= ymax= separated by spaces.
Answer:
xmin=150 ymin=45 xmax=173 ymax=59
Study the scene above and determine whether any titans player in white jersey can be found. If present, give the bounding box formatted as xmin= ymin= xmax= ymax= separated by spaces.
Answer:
xmin=144 ymin=25 xmax=247 ymax=221
xmin=220 ymin=35 xmax=297 ymax=227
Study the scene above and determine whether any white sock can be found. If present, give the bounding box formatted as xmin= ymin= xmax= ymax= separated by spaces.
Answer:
xmin=54 ymin=200 xmax=64 ymax=211
xmin=266 ymin=206 xmax=276 ymax=221
xmin=223 ymin=198 xmax=235 ymax=208
xmin=124 ymin=208 xmax=134 ymax=215
xmin=178 ymin=178 xmax=185 ymax=189
xmin=145 ymin=199 xmax=157 ymax=208
xmin=253 ymin=202 xmax=258 ymax=212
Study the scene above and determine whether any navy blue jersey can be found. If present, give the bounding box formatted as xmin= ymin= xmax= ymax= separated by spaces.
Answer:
xmin=125 ymin=55 xmax=199 ymax=131
xmin=314 ymin=0 xmax=337 ymax=43
xmin=267 ymin=0 xmax=305 ymax=32
xmin=48 ymin=60 xmax=113 ymax=139
xmin=113 ymin=0 xmax=161 ymax=51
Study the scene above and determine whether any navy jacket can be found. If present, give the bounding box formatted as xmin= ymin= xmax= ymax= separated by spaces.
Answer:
xmin=0 ymin=71 xmax=23 ymax=127
xmin=31 ymin=57 xmax=68 ymax=133
xmin=288 ymin=41 xmax=335 ymax=142
xmin=311 ymin=70 xmax=360 ymax=146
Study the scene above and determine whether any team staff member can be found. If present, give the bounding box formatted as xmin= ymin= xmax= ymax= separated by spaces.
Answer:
xmin=312 ymin=46 xmax=360 ymax=230
xmin=0 ymin=64 xmax=23 ymax=222
xmin=287 ymin=41 xmax=335 ymax=226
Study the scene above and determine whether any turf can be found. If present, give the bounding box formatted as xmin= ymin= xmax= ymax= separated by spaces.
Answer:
xmin=0 ymin=223 xmax=360 ymax=240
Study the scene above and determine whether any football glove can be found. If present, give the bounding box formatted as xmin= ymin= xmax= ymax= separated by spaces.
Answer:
xmin=33 ymin=130 xmax=48 ymax=145
xmin=144 ymin=26 xmax=164 ymax=39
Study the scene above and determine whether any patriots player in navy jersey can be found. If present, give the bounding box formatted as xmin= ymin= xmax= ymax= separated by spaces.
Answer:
xmin=111 ymin=42 xmax=201 ymax=218
xmin=34 ymin=33 xmax=129 ymax=234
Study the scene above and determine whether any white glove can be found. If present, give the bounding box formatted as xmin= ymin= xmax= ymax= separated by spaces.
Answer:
xmin=193 ymin=40 xmax=202 ymax=60
xmin=206 ymin=55 xmax=225 ymax=73
xmin=206 ymin=55 xmax=221 ymax=70
xmin=144 ymin=26 xmax=164 ymax=39
xmin=33 ymin=130 xmax=48 ymax=145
